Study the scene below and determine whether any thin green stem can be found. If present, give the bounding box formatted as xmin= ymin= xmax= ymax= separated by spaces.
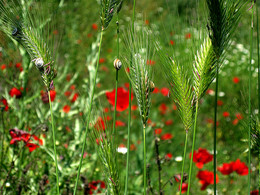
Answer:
xmin=48 ymin=91 xmax=59 ymax=195
xmin=187 ymin=101 xmax=199 ymax=195
xmin=179 ymin=132 xmax=188 ymax=194
xmin=256 ymin=2 xmax=260 ymax=190
xmin=112 ymin=13 xmax=120 ymax=136
xmin=124 ymin=82 xmax=132 ymax=195
xmin=214 ymin=64 xmax=219 ymax=195
xmin=73 ymin=30 xmax=104 ymax=195
xmin=143 ymin=125 xmax=147 ymax=195
xmin=124 ymin=1 xmax=135 ymax=194
xmin=248 ymin=3 xmax=254 ymax=194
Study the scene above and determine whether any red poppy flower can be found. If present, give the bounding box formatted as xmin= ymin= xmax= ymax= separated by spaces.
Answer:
xmin=71 ymin=93 xmax=79 ymax=103
xmin=94 ymin=117 xmax=106 ymax=130
xmin=130 ymin=144 xmax=137 ymax=151
xmin=217 ymin=100 xmax=223 ymax=106
xmin=196 ymin=170 xmax=219 ymax=190
xmin=145 ymin=19 xmax=149 ymax=25
xmin=233 ymin=77 xmax=240 ymax=84
xmin=170 ymin=40 xmax=175 ymax=45
xmin=1 ymin=98 xmax=9 ymax=111
xmin=161 ymin=133 xmax=173 ymax=140
xmin=115 ymin=120 xmax=126 ymax=127
xmin=218 ymin=163 xmax=233 ymax=175
xmin=66 ymin=74 xmax=71 ymax=81
xmin=179 ymin=183 xmax=188 ymax=194
xmin=232 ymin=159 xmax=248 ymax=176
xmin=1 ymin=64 xmax=6 ymax=70
xmin=223 ymin=111 xmax=230 ymax=117
xmin=146 ymin=60 xmax=156 ymax=65
xmin=165 ymin=120 xmax=173 ymax=126
xmin=159 ymin=103 xmax=168 ymax=115
xmin=70 ymin=85 xmax=76 ymax=90
xmin=64 ymin=91 xmax=71 ymax=97
xmin=9 ymin=128 xmax=42 ymax=152
xmin=185 ymin=33 xmax=191 ymax=39
xmin=92 ymin=23 xmax=98 ymax=30
xmin=236 ymin=113 xmax=243 ymax=120
xmin=152 ymin=87 xmax=160 ymax=94
xmin=9 ymin=87 xmax=22 ymax=98
xmin=63 ymin=105 xmax=71 ymax=113
xmin=154 ymin=128 xmax=162 ymax=135
xmin=99 ymin=58 xmax=105 ymax=64
xmin=232 ymin=118 xmax=239 ymax=126
xmin=131 ymin=105 xmax=138 ymax=110
xmin=250 ymin=190 xmax=259 ymax=195
xmin=165 ymin=153 xmax=173 ymax=160
xmin=190 ymin=148 xmax=213 ymax=169
xmin=206 ymin=89 xmax=214 ymax=95
xmin=161 ymin=87 xmax=170 ymax=96
xmin=25 ymin=143 xmax=39 ymax=152
xmin=106 ymin=87 xmax=133 ymax=112
xmin=41 ymin=90 xmax=56 ymax=103
xmin=103 ymin=107 xmax=109 ymax=113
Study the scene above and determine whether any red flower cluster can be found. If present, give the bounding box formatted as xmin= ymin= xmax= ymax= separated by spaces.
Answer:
xmin=161 ymin=133 xmax=173 ymax=140
xmin=41 ymin=90 xmax=56 ymax=104
xmin=88 ymin=180 xmax=106 ymax=194
xmin=161 ymin=87 xmax=170 ymax=96
xmin=94 ymin=117 xmax=106 ymax=131
xmin=63 ymin=105 xmax=71 ymax=113
xmin=250 ymin=190 xmax=259 ymax=195
xmin=197 ymin=170 xmax=219 ymax=190
xmin=190 ymin=148 xmax=213 ymax=169
xmin=218 ymin=159 xmax=248 ymax=176
xmin=9 ymin=128 xmax=43 ymax=152
xmin=106 ymin=87 xmax=133 ymax=112
xmin=174 ymin=173 xmax=188 ymax=193
xmin=1 ymin=98 xmax=9 ymax=111
xmin=9 ymin=87 xmax=22 ymax=98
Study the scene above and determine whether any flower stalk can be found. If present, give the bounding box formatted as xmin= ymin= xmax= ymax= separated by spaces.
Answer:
xmin=73 ymin=30 xmax=104 ymax=195
xmin=48 ymin=90 xmax=59 ymax=194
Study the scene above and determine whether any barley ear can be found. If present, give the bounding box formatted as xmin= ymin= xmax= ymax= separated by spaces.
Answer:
xmin=155 ymin=41 xmax=194 ymax=131
xmin=89 ymin=114 xmax=121 ymax=195
xmin=123 ymin=27 xmax=154 ymax=127
xmin=100 ymin=0 xmax=123 ymax=30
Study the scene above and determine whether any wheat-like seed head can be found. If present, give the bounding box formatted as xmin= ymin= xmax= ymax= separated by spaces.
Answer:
xmin=89 ymin=112 xmax=121 ymax=195
xmin=123 ymin=26 xmax=154 ymax=127
xmin=100 ymin=0 xmax=123 ymax=31
xmin=0 ymin=0 xmax=57 ymax=90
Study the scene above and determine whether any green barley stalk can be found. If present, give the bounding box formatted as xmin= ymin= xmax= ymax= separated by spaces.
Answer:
xmin=155 ymin=39 xmax=193 ymax=194
xmin=112 ymin=0 xmax=123 ymax=138
xmin=123 ymin=26 xmax=154 ymax=195
xmin=89 ymin=114 xmax=121 ymax=194
xmin=125 ymin=0 xmax=135 ymax=194
xmin=48 ymin=91 xmax=59 ymax=194
xmin=73 ymin=0 xmax=121 ymax=194
xmin=198 ymin=1 xmax=248 ymax=194
xmin=248 ymin=1 xmax=255 ymax=193
xmin=0 ymin=0 xmax=60 ymax=193
xmin=257 ymin=2 xmax=260 ymax=190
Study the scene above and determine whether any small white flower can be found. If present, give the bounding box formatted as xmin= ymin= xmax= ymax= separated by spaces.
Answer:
xmin=117 ymin=147 xmax=127 ymax=154
xmin=6 ymin=182 xmax=10 ymax=187
xmin=218 ymin=92 xmax=225 ymax=97
xmin=175 ymin=156 xmax=183 ymax=162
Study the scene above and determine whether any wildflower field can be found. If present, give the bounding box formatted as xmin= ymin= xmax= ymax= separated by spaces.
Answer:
xmin=0 ymin=0 xmax=259 ymax=194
